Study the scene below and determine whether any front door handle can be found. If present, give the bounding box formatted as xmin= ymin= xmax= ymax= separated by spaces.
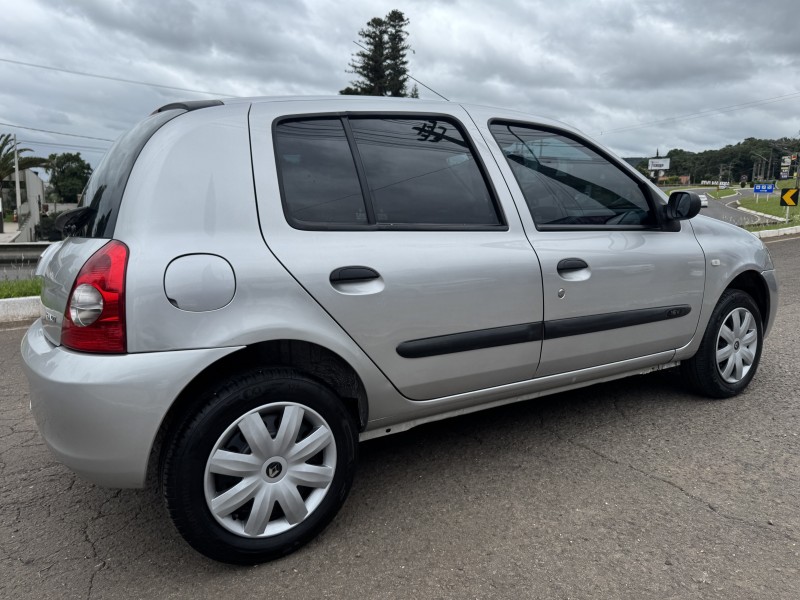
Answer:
xmin=557 ymin=258 xmax=588 ymax=272
xmin=329 ymin=266 xmax=381 ymax=283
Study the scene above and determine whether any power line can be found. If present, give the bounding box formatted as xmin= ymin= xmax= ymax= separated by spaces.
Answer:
xmin=599 ymin=91 xmax=800 ymax=135
xmin=0 ymin=122 xmax=115 ymax=142
xmin=18 ymin=139 xmax=109 ymax=152
xmin=0 ymin=57 xmax=239 ymax=98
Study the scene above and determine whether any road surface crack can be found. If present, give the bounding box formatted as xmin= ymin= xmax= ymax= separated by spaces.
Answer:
xmin=542 ymin=422 xmax=799 ymax=545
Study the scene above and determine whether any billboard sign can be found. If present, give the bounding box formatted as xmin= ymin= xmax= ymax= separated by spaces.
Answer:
xmin=648 ymin=158 xmax=670 ymax=170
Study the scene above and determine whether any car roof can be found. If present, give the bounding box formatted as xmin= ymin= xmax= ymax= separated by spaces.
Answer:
xmin=153 ymin=95 xmax=587 ymax=144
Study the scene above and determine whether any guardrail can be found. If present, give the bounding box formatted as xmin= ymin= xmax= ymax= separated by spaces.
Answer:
xmin=0 ymin=242 xmax=51 ymax=264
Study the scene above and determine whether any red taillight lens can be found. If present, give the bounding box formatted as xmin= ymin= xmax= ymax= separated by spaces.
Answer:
xmin=62 ymin=240 xmax=129 ymax=354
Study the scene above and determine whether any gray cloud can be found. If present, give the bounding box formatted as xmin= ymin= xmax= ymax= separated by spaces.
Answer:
xmin=2 ymin=0 xmax=799 ymax=166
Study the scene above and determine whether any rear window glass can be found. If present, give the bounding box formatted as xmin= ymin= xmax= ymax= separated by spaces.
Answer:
xmin=274 ymin=119 xmax=368 ymax=225
xmin=350 ymin=117 xmax=500 ymax=226
xmin=74 ymin=109 xmax=183 ymax=238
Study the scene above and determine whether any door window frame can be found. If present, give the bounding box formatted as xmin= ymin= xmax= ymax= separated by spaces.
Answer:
xmin=488 ymin=119 xmax=667 ymax=232
xmin=272 ymin=111 xmax=508 ymax=232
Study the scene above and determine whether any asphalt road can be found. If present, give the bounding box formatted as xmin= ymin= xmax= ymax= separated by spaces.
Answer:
xmin=2 ymin=236 xmax=799 ymax=599
xmin=683 ymin=187 xmax=775 ymax=227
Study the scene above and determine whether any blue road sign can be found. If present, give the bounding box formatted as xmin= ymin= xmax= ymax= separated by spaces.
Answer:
xmin=754 ymin=184 xmax=775 ymax=193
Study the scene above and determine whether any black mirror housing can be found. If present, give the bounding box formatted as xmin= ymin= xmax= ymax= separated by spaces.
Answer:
xmin=666 ymin=191 xmax=702 ymax=221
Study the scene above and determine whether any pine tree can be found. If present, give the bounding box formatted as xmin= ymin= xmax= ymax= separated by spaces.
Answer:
xmin=384 ymin=10 xmax=410 ymax=97
xmin=340 ymin=10 xmax=412 ymax=97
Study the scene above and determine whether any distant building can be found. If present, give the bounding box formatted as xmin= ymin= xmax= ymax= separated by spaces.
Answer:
xmin=0 ymin=168 xmax=46 ymax=242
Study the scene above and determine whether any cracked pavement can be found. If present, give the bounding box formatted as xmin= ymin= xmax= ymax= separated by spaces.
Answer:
xmin=1 ymin=235 xmax=799 ymax=599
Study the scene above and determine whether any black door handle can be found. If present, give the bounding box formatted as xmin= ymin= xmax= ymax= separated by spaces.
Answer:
xmin=557 ymin=258 xmax=588 ymax=271
xmin=330 ymin=266 xmax=381 ymax=283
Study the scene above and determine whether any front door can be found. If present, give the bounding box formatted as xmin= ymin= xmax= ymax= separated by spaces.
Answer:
xmin=483 ymin=119 xmax=705 ymax=377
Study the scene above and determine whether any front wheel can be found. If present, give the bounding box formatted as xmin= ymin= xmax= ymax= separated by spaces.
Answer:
xmin=681 ymin=289 xmax=763 ymax=398
xmin=161 ymin=368 xmax=358 ymax=564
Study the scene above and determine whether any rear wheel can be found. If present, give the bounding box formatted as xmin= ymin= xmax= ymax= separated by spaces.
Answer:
xmin=681 ymin=289 xmax=763 ymax=398
xmin=162 ymin=368 xmax=358 ymax=564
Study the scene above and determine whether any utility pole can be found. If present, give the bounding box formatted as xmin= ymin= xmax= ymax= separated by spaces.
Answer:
xmin=792 ymin=152 xmax=800 ymax=223
xmin=767 ymin=149 xmax=773 ymax=181
xmin=14 ymin=133 xmax=22 ymax=234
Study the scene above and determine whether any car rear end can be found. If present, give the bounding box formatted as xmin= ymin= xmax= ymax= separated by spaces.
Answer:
xmin=21 ymin=103 xmax=243 ymax=487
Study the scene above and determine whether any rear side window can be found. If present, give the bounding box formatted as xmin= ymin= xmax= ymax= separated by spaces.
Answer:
xmin=273 ymin=119 xmax=368 ymax=224
xmin=350 ymin=118 xmax=500 ymax=226
xmin=274 ymin=114 xmax=503 ymax=229
xmin=75 ymin=109 xmax=183 ymax=238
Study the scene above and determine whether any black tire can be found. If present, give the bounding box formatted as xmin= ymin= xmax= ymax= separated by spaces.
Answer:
xmin=681 ymin=289 xmax=763 ymax=399
xmin=161 ymin=367 xmax=358 ymax=564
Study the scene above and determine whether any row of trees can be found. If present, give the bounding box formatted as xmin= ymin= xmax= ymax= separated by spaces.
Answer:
xmin=631 ymin=136 xmax=800 ymax=184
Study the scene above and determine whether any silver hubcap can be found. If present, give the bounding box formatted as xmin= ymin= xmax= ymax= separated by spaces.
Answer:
xmin=716 ymin=307 xmax=758 ymax=384
xmin=204 ymin=402 xmax=337 ymax=538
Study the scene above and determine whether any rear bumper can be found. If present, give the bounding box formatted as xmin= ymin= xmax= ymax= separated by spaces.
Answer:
xmin=21 ymin=320 xmax=241 ymax=488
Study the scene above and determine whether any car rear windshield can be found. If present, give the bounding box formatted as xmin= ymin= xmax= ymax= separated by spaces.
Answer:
xmin=73 ymin=109 xmax=183 ymax=238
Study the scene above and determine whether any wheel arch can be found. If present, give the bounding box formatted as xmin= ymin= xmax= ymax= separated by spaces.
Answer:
xmin=726 ymin=270 xmax=770 ymax=330
xmin=147 ymin=339 xmax=368 ymax=486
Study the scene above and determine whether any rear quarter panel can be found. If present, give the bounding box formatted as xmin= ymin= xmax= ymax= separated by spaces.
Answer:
xmin=113 ymin=103 xmax=402 ymax=417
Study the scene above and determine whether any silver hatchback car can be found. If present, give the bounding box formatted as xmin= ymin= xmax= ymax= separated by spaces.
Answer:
xmin=22 ymin=96 xmax=777 ymax=564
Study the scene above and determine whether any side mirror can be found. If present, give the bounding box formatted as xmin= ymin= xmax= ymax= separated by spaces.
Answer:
xmin=666 ymin=191 xmax=701 ymax=221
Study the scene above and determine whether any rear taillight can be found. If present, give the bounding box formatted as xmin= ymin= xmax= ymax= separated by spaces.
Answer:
xmin=62 ymin=240 xmax=129 ymax=353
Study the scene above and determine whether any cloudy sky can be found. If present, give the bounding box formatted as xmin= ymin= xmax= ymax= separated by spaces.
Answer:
xmin=2 ymin=0 xmax=799 ymax=168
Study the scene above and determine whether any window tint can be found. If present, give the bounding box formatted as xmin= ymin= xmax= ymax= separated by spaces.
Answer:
xmin=275 ymin=119 xmax=367 ymax=225
xmin=75 ymin=109 xmax=182 ymax=238
xmin=350 ymin=117 xmax=501 ymax=226
xmin=490 ymin=123 xmax=654 ymax=228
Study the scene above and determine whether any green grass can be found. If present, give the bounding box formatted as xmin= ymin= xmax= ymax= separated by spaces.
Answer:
xmin=0 ymin=278 xmax=41 ymax=299
xmin=776 ymin=179 xmax=798 ymax=190
xmin=708 ymin=188 xmax=737 ymax=199
xmin=739 ymin=196 xmax=798 ymax=218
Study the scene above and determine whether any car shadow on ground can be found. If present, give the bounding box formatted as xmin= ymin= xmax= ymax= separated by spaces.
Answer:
xmin=58 ymin=368 xmax=703 ymax=570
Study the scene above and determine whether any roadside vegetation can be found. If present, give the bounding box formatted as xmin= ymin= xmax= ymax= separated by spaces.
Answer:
xmin=0 ymin=278 xmax=41 ymax=299
xmin=708 ymin=188 xmax=738 ymax=199
xmin=739 ymin=195 xmax=800 ymax=224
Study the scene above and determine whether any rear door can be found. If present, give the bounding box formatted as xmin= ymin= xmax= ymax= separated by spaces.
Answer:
xmin=477 ymin=115 xmax=706 ymax=377
xmin=249 ymin=101 xmax=543 ymax=400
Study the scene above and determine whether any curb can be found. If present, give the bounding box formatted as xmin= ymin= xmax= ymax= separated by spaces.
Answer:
xmin=751 ymin=225 xmax=800 ymax=239
xmin=734 ymin=205 xmax=786 ymax=223
xmin=0 ymin=296 xmax=39 ymax=323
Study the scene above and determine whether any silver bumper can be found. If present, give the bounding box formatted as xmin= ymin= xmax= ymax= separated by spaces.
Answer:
xmin=21 ymin=320 xmax=240 ymax=488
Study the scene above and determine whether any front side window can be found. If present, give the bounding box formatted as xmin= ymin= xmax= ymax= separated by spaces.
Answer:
xmin=489 ymin=122 xmax=654 ymax=228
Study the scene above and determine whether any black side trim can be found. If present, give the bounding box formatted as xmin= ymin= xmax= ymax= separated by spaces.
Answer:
xmin=544 ymin=305 xmax=692 ymax=340
xmin=397 ymin=323 xmax=543 ymax=359
xmin=153 ymin=99 xmax=224 ymax=114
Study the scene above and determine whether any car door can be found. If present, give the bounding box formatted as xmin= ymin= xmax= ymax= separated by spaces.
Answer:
xmin=476 ymin=115 xmax=705 ymax=377
xmin=249 ymin=101 xmax=544 ymax=400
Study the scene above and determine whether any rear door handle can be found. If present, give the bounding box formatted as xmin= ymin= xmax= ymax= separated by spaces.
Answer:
xmin=329 ymin=266 xmax=381 ymax=283
xmin=557 ymin=258 xmax=588 ymax=272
